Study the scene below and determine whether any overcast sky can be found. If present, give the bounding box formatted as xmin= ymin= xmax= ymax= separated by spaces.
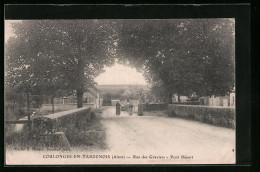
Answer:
xmin=94 ymin=63 xmax=147 ymax=85
xmin=5 ymin=20 xmax=18 ymax=42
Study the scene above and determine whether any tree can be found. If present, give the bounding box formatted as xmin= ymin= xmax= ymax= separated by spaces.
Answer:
xmin=116 ymin=19 xmax=235 ymax=100
xmin=147 ymin=81 xmax=172 ymax=103
xmin=5 ymin=19 xmax=235 ymax=107
xmin=5 ymin=20 xmax=117 ymax=108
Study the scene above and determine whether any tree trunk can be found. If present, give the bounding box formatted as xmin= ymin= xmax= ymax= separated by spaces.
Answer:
xmin=177 ymin=94 xmax=181 ymax=103
xmin=51 ymin=97 xmax=55 ymax=114
xmin=168 ymin=92 xmax=172 ymax=104
xmin=12 ymin=99 xmax=15 ymax=111
xmin=76 ymin=45 xmax=85 ymax=109
xmin=76 ymin=88 xmax=83 ymax=108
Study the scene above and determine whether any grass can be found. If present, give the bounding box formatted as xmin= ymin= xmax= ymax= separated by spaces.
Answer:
xmin=65 ymin=109 xmax=107 ymax=151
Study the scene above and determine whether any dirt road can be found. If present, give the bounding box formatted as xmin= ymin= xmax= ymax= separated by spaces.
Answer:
xmin=101 ymin=106 xmax=236 ymax=164
xmin=6 ymin=106 xmax=236 ymax=165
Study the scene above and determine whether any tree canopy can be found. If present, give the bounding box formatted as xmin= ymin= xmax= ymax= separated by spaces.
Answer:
xmin=116 ymin=19 xmax=235 ymax=101
xmin=5 ymin=19 xmax=235 ymax=106
xmin=5 ymin=20 xmax=117 ymax=107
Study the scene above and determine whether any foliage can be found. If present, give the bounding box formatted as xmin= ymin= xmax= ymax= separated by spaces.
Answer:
xmin=116 ymin=19 xmax=235 ymax=98
xmin=5 ymin=19 xmax=235 ymax=106
xmin=102 ymin=86 xmax=148 ymax=102
xmin=103 ymin=89 xmax=128 ymax=101
xmin=5 ymin=20 xmax=117 ymax=107
xmin=147 ymin=81 xmax=170 ymax=103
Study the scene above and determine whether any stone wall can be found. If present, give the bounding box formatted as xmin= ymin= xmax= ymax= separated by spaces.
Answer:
xmin=33 ymin=107 xmax=92 ymax=134
xmin=31 ymin=107 xmax=93 ymax=149
xmin=168 ymin=104 xmax=235 ymax=129
xmin=142 ymin=103 xmax=167 ymax=111
xmin=40 ymin=103 xmax=94 ymax=112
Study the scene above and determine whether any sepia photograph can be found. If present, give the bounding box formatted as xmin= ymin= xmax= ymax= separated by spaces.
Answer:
xmin=4 ymin=18 xmax=236 ymax=165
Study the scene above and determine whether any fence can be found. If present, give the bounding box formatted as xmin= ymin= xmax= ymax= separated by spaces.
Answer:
xmin=5 ymin=91 xmax=97 ymax=149
xmin=5 ymin=92 xmax=31 ymax=121
xmin=5 ymin=92 xmax=94 ymax=140
xmin=5 ymin=92 xmax=94 ymax=119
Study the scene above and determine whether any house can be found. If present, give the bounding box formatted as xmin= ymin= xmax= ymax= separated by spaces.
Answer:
xmin=171 ymin=92 xmax=235 ymax=108
xmin=60 ymin=95 xmax=77 ymax=104
xmin=172 ymin=94 xmax=189 ymax=102
xmin=202 ymin=92 xmax=235 ymax=108
xmin=111 ymin=100 xmax=120 ymax=106
xmin=53 ymin=86 xmax=103 ymax=109
xmin=203 ymin=96 xmax=229 ymax=107
xmin=83 ymin=86 xmax=103 ymax=109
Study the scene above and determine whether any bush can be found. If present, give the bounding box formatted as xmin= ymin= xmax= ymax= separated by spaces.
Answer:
xmin=168 ymin=104 xmax=235 ymax=129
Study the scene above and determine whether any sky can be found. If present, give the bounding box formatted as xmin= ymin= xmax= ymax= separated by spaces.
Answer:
xmin=5 ymin=20 xmax=147 ymax=85
xmin=5 ymin=20 xmax=19 ymax=42
xmin=94 ymin=63 xmax=147 ymax=85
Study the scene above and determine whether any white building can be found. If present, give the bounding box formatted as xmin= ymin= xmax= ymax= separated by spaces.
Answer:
xmin=172 ymin=94 xmax=189 ymax=102
xmin=203 ymin=92 xmax=235 ymax=108
xmin=84 ymin=86 xmax=103 ymax=109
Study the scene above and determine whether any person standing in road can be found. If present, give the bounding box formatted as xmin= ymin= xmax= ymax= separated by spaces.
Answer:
xmin=116 ymin=101 xmax=121 ymax=115
xmin=128 ymin=103 xmax=133 ymax=116
xmin=138 ymin=100 xmax=143 ymax=116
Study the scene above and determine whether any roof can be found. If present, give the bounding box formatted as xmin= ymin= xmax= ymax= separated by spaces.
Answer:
xmin=85 ymin=86 xmax=102 ymax=98
xmin=87 ymin=85 xmax=102 ymax=93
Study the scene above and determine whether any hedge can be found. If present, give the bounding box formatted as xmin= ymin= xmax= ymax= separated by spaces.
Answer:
xmin=168 ymin=104 xmax=235 ymax=129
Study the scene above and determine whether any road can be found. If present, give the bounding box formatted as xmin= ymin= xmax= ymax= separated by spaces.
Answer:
xmin=6 ymin=106 xmax=236 ymax=165
xmin=100 ymin=106 xmax=236 ymax=164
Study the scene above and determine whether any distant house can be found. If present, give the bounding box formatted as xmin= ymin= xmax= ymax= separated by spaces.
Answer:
xmin=171 ymin=92 xmax=235 ymax=108
xmin=203 ymin=96 xmax=229 ymax=107
xmin=111 ymin=100 xmax=120 ymax=106
xmin=62 ymin=96 xmax=75 ymax=104
xmin=130 ymin=99 xmax=139 ymax=107
xmin=83 ymin=86 xmax=103 ymax=109
xmin=53 ymin=86 xmax=103 ymax=109
xmin=202 ymin=92 xmax=235 ymax=108
xmin=172 ymin=94 xmax=189 ymax=102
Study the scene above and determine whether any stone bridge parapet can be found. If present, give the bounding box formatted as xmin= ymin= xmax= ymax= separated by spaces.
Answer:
xmin=31 ymin=107 xmax=92 ymax=149
xmin=32 ymin=107 xmax=92 ymax=134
